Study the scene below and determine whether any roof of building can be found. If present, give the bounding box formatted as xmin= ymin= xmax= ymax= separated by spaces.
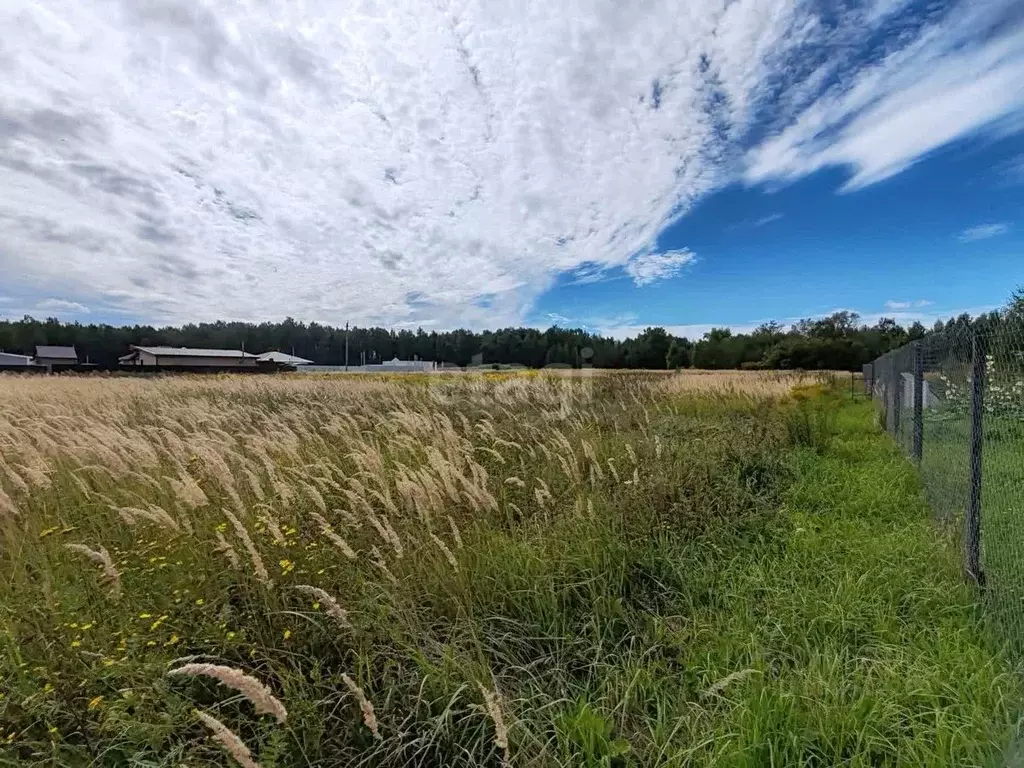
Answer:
xmin=35 ymin=345 xmax=78 ymax=359
xmin=0 ymin=352 xmax=36 ymax=365
xmin=256 ymin=351 xmax=314 ymax=365
xmin=130 ymin=346 xmax=260 ymax=359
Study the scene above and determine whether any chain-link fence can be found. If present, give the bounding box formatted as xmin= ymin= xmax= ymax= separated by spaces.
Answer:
xmin=865 ymin=323 xmax=1024 ymax=648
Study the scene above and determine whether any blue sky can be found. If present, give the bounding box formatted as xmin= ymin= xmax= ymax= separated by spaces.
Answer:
xmin=534 ymin=131 xmax=1024 ymax=338
xmin=0 ymin=0 xmax=1021 ymax=337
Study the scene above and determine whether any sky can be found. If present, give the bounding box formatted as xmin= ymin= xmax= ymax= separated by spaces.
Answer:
xmin=0 ymin=0 xmax=1021 ymax=339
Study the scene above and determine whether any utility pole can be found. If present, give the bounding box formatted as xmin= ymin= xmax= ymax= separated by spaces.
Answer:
xmin=344 ymin=322 xmax=349 ymax=372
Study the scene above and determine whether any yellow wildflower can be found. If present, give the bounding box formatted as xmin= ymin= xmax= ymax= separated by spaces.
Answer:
xmin=283 ymin=629 xmax=292 ymax=640
xmin=87 ymin=696 xmax=104 ymax=710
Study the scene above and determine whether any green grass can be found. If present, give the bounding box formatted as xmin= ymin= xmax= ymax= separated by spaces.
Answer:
xmin=698 ymin=396 xmax=1021 ymax=766
xmin=0 ymin=378 xmax=1019 ymax=766
xmin=911 ymin=405 xmax=1024 ymax=658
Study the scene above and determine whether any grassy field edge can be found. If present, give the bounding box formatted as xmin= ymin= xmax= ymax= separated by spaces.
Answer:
xmin=700 ymin=391 xmax=1024 ymax=766
xmin=1 ymin=377 xmax=1021 ymax=766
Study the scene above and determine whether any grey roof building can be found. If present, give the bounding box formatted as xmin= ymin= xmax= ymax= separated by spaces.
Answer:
xmin=119 ymin=346 xmax=260 ymax=369
xmin=34 ymin=345 xmax=78 ymax=367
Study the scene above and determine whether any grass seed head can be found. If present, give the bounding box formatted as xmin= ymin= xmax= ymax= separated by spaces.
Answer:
xmin=213 ymin=530 xmax=241 ymax=570
xmin=341 ymin=673 xmax=381 ymax=739
xmin=194 ymin=710 xmax=262 ymax=768
xmin=429 ymin=533 xmax=459 ymax=571
xmin=64 ymin=543 xmax=120 ymax=596
xmin=169 ymin=663 xmax=287 ymax=723
xmin=294 ymin=584 xmax=349 ymax=627
xmin=478 ymin=682 xmax=509 ymax=753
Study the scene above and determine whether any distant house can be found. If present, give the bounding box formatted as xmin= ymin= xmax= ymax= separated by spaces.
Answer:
xmin=375 ymin=357 xmax=435 ymax=372
xmin=118 ymin=346 xmax=261 ymax=371
xmin=256 ymin=351 xmax=314 ymax=366
xmin=0 ymin=352 xmax=38 ymax=371
xmin=34 ymin=345 xmax=79 ymax=370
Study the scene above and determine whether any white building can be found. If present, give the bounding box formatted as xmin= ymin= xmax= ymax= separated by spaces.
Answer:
xmin=0 ymin=352 xmax=37 ymax=370
xmin=256 ymin=351 xmax=314 ymax=366
xmin=119 ymin=346 xmax=261 ymax=370
xmin=375 ymin=357 xmax=435 ymax=372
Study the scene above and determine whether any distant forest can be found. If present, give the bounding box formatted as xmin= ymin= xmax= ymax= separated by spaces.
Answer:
xmin=0 ymin=294 xmax=1019 ymax=371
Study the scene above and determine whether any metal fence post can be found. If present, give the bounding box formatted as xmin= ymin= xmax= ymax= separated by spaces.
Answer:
xmin=880 ymin=360 xmax=888 ymax=434
xmin=912 ymin=342 xmax=924 ymax=462
xmin=891 ymin=359 xmax=902 ymax=438
xmin=965 ymin=332 xmax=986 ymax=585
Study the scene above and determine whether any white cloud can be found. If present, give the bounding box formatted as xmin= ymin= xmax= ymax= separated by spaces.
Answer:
xmin=883 ymin=299 xmax=932 ymax=310
xmin=752 ymin=213 xmax=784 ymax=227
xmin=1007 ymin=156 xmax=1024 ymax=184
xmin=958 ymin=223 xmax=1011 ymax=242
xmin=727 ymin=212 xmax=784 ymax=231
xmin=625 ymin=248 xmax=696 ymax=286
xmin=746 ymin=1 xmax=1024 ymax=191
xmin=0 ymin=0 xmax=1020 ymax=327
xmin=34 ymin=298 xmax=90 ymax=314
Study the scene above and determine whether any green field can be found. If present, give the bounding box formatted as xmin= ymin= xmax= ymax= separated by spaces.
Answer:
xmin=0 ymin=373 xmax=1020 ymax=766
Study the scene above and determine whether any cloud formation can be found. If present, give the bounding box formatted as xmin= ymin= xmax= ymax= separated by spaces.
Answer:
xmin=884 ymin=299 xmax=932 ymax=310
xmin=625 ymin=248 xmax=696 ymax=286
xmin=745 ymin=1 xmax=1024 ymax=190
xmin=36 ymin=298 xmax=90 ymax=314
xmin=958 ymin=223 xmax=1011 ymax=242
xmin=1 ymin=0 xmax=1021 ymax=326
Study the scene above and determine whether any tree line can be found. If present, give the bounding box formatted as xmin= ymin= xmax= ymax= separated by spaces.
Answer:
xmin=0 ymin=292 xmax=1019 ymax=372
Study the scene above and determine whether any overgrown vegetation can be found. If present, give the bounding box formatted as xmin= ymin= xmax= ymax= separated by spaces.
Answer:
xmin=0 ymin=372 xmax=1019 ymax=766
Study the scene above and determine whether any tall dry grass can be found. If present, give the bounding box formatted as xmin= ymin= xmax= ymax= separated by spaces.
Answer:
xmin=660 ymin=368 xmax=840 ymax=397
xmin=0 ymin=370 xmax=1016 ymax=766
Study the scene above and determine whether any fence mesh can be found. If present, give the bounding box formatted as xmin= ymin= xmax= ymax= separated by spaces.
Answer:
xmin=867 ymin=323 xmax=1024 ymax=650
